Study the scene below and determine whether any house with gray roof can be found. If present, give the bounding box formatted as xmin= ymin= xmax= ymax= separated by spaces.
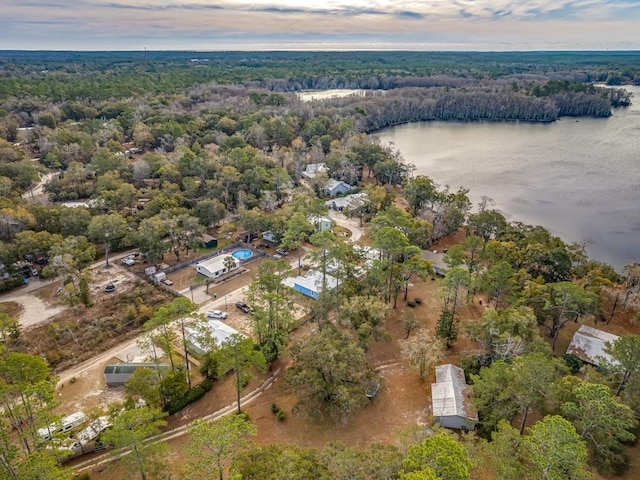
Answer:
xmin=566 ymin=325 xmax=619 ymax=367
xmin=326 ymin=192 xmax=368 ymax=211
xmin=323 ymin=179 xmax=353 ymax=197
xmin=431 ymin=364 xmax=477 ymax=430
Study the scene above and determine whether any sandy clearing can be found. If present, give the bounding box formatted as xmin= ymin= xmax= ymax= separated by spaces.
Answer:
xmin=14 ymin=292 xmax=65 ymax=328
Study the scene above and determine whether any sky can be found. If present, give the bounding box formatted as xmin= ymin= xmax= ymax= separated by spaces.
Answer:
xmin=2 ymin=0 xmax=640 ymax=51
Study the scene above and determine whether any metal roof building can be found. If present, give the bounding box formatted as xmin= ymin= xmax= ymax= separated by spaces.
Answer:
xmin=103 ymin=363 xmax=168 ymax=386
xmin=186 ymin=319 xmax=245 ymax=355
xmin=566 ymin=325 xmax=619 ymax=367
xmin=431 ymin=364 xmax=477 ymax=431
xmin=195 ymin=254 xmax=239 ymax=279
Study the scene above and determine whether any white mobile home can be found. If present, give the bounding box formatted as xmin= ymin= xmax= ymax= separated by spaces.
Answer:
xmin=431 ymin=364 xmax=477 ymax=431
xmin=195 ymin=254 xmax=239 ymax=279
xmin=38 ymin=411 xmax=88 ymax=441
xmin=186 ymin=319 xmax=245 ymax=355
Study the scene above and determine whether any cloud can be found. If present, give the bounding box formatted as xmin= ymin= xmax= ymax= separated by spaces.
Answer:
xmin=2 ymin=0 xmax=640 ymax=50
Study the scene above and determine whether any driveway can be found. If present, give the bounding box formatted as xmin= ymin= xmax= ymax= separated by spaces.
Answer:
xmin=327 ymin=210 xmax=363 ymax=242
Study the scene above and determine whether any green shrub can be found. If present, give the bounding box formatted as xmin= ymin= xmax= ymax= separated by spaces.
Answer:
xmin=276 ymin=410 xmax=286 ymax=421
xmin=563 ymin=353 xmax=583 ymax=374
xmin=166 ymin=379 xmax=213 ymax=415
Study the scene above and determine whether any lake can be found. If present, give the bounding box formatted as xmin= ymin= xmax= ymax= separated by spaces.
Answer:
xmin=375 ymin=86 xmax=640 ymax=271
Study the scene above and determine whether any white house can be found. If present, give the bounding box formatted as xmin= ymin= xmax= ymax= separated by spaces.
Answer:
xmin=186 ymin=319 xmax=245 ymax=355
xmin=324 ymin=179 xmax=353 ymax=197
xmin=301 ymin=163 xmax=326 ymax=179
xmin=431 ymin=364 xmax=478 ymax=431
xmin=195 ymin=254 xmax=239 ymax=279
xmin=566 ymin=325 xmax=619 ymax=367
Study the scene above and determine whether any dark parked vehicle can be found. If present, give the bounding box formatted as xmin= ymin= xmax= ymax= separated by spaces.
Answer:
xmin=235 ymin=301 xmax=253 ymax=314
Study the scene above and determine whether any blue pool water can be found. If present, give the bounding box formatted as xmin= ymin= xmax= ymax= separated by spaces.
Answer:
xmin=232 ymin=249 xmax=253 ymax=260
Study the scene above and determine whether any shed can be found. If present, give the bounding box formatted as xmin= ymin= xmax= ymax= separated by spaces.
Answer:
xmin=186 ymin=319 xmax=245 ymax=355
xmin=202 ymin=234 xmax=218 ymax=249
xmin=103 ymin=363 xmax=168 ymax=387
xmin=307 ymin=214 xmax=335 ymax=232
xmin=262 ymin=231 xmax=279 ymax=243
xmin=566 ymin=325 xmax=619 ymax=367
xmin=431 ymin=364 xmax=477 ymax=431
xmin=324 ymin=179 xmax=353 ymax=197
xmin=288 ymin=270 xmax=339 ymax=300
xmin=195 ymin=254 xmax=239 ymax=279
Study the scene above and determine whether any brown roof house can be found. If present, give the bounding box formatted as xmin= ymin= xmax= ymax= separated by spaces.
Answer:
xmin=431 ymin=364 xmax=478 ymax=430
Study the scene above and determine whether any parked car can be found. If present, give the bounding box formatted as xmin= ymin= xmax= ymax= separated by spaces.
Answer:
xmin=235 ymin=301 xmax=253 ymax=314
xmin=275 ymin=247 xmax=289 ymax=256
xmin=121 ymin=256 xmax=135 ymax=266
xmin=206 ymin=310 xmax=228 ymax=319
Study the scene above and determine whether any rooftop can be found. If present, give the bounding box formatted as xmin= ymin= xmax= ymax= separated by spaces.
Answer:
xmin=566 ymin=325 xmax=619 ymax=367
xmin=186 ymin=319 xmax=245 ymax=354
xmin=431 ymin=364 xmax=477 ymax=421
xmin=195 ymin=254 xmax=238 ymax=274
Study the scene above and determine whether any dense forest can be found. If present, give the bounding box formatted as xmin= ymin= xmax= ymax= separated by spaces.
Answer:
xmin=1 ymin=51 xmax=640 ymax=480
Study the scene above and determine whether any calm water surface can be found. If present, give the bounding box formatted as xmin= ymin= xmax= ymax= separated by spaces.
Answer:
xmin=376 ymin=86 xmax=640 ymax=271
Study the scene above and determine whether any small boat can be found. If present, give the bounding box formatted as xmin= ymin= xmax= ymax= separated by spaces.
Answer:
xmin=366 ymin=382 xmax=381 ymax=399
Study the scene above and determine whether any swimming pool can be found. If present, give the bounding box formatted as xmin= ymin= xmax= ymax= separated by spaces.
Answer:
xmin=232 ymin=249 xmax=254 ymax=260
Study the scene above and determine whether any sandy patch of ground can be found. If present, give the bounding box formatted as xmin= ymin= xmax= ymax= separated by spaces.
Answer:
xmin=12 ymin=291 xmax=65 ymax=328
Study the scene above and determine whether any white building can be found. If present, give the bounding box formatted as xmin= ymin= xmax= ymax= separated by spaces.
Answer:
xmin=38 ymin=411 xmax=88 ymax=441
xmin=307 ymin=214 xmax=335 ymax=232
xmin=301 ymin=163 xmax=326 ymax=179
xmin=431 ymin=364 xmax=477 ymax=431
xmin=186 ymin=319 xmax=245 ymax=355
xmin=566 ymin=325 xmax=620 ymax=367
xmin=195 ymin=254 xmax=239 ymax=279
